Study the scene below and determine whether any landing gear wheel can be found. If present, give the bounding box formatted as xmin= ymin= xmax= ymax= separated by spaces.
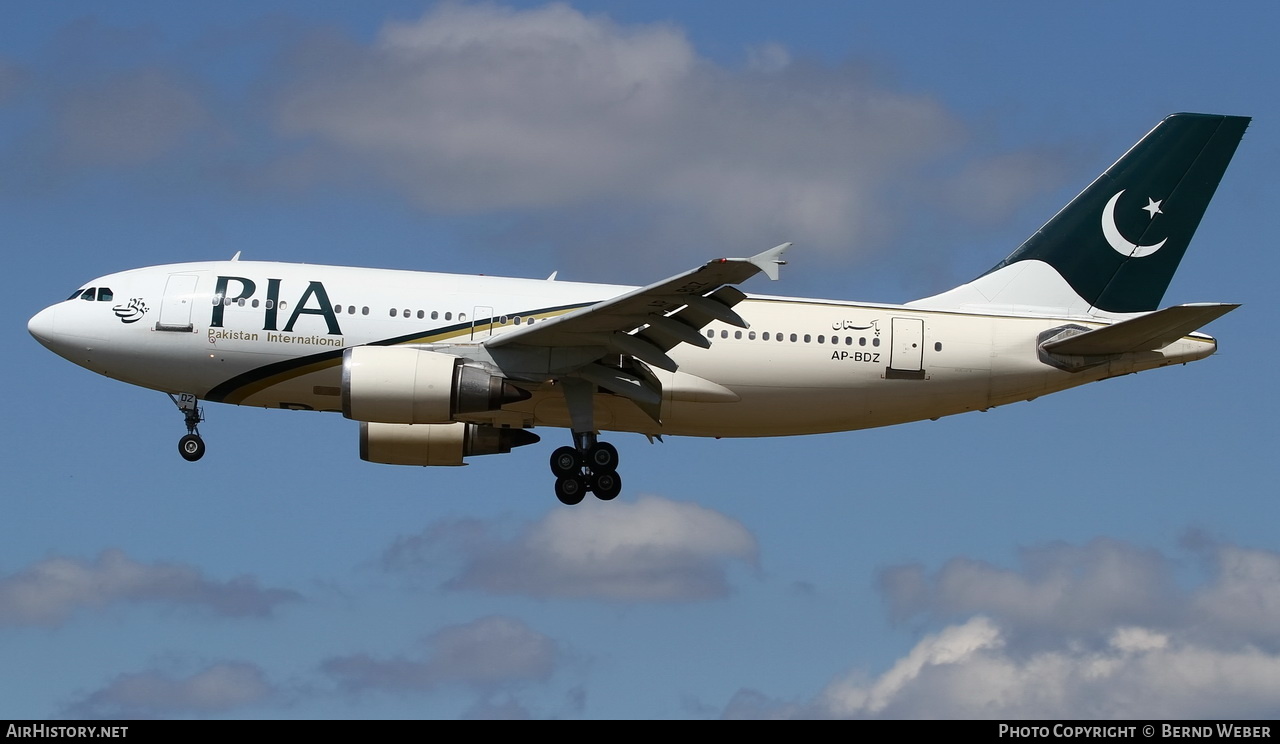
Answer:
xmin=554 ymin=475 xmax=587 ymax=506
xmin=586 ymin=441 xmax=619 ymax=472
xmin=550 ymin=446 xmax=581 ymax=477
xmin=178 ymin=434 xmax=205 ymax=462
xmin=592 ymin=471 xmax=622 ymax=501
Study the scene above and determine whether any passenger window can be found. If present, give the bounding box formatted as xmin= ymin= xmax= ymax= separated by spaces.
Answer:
xmin=266 ymin=299 xmax=274 ymax=310
xmin=817 ymin=335 xmax=825 ymax=344
xmin=431 ymin=311 xmax=439 ymax=320
xmin=804 ymin=334 xmax=811 ymax=343
xmin=417 ymin=310 xmax=424 ymax=319
xmin=335 ymin=305 xmax=343 ymax=314
xmin=97 ymin=288 xmax=113 ymax=302
xmin=459 ymin=313 xmax=467 ymax=321
xmin=80 ymin=289 xmax=96 ymax=301
xmin=748 ymin=331 xmax=756 ymax=340
xmin=789 ymin=333 xmax=797 ymax=342
xmin=720 ymin=330 xmax=728 ymax=339
xmin=403 ymin=309 xmax=410 ymax=318
xmin=361 ymin=306 xmax=368 ymax=316
xmin=445 ymin=312 xmax=452 ymax=321
xmin=389 ymin=308 xmax=397 ymax=317
xmin=734 ymin=331 xmax=742 ymax=339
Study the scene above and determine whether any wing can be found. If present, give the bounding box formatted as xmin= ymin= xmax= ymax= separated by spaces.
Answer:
xmin=484 ymin=243 xmax=791 ymax=418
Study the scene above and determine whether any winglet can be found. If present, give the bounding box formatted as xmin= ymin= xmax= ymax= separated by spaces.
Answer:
xmin=748 ymin=242 xmax=792 ymax=281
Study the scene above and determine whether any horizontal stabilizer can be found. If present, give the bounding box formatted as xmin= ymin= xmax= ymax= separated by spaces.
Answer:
xmin=1042 ymin=303 xmax=1239 ymax=356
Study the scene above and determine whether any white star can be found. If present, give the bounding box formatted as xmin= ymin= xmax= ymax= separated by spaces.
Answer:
xmin=1142 ymin=197 xmax=1163 ymax=218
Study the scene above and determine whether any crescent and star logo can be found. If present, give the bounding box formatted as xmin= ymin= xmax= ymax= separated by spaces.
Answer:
xmin=1102 ymin=189 xmax=1167 ymax=258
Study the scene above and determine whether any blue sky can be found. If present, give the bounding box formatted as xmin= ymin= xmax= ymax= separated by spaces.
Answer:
xmin=4 ymin=1 xmax=1279 ymax=719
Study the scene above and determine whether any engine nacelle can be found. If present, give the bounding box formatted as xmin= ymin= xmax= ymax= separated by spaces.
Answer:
xmin=342 ymin=346 xmax=529 ymax=424
xmin=359 ymin=422 xmax=540 ymax=467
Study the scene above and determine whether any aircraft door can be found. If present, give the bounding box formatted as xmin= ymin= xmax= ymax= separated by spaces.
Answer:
xmin=889 ymin=317 xmax=925 ymax=373
xmin=155 ymin=274 xmax=199 ymax=332
xmin=471 ymin=305 xmax=494 ymax=340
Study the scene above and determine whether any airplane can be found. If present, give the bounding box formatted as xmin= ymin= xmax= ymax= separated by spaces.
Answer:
xmin=28 ymin=112 xmax=1249 ymax=505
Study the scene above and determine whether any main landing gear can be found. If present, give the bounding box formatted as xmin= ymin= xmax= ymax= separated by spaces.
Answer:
xmin=549 ymin=432 xmax=622 ymax=506
xmin=168 ymin=393 xmax=206 ymax=462
xmin=548 ymin=377 xmax=623 ymax=505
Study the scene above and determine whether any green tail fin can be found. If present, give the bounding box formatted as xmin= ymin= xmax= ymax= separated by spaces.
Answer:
xmin=989 ymin=113 xmax=1249 ymax=313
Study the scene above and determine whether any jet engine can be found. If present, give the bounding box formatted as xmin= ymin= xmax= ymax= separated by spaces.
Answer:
xmin=342 ymin=346 xmax=529 ymax=424
xmin=359 ymin=421 xmax=540 ymax=466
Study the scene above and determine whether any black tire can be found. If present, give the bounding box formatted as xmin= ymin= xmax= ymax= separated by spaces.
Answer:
xmin=586 ymin=441 xmax=619 ymax=473
xmin=554 ymin=475 xmax=587 ymax=506
xmin=550 ymin=446 xmax=580 ymax=476
xmin=178 ymin=434 xmax=205 ymax=462
xmin=592 ymin=471 xmax=622 ymax=501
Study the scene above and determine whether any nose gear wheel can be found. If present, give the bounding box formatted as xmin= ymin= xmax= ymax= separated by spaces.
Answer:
xmin=168 ymin=393 xmax=206 ymax=462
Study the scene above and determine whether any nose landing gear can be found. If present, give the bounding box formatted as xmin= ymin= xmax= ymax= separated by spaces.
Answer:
xmin=168 ymin=393 xmax=206 ymax=462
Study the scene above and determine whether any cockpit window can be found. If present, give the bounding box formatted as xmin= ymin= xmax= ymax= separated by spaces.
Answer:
xmin=97 ymin=288 xmax=113 ymax=302
xmin=79 ymin=288 xmax=96 ymax=301
xmin=68 ymin=288 xmax=87 ymax=301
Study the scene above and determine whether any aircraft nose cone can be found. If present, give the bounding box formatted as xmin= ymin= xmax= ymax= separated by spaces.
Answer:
xmin=28 ymin=305 xmax=59 ymax=347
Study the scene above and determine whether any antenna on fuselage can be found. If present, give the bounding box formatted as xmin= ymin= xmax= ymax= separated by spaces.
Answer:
xmin=230 ymin=251 xmax=242 ymax=261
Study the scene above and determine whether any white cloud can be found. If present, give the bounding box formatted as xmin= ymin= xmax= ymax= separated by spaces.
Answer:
xmin=0 ymin=549 xmax=300 ymax=626
xmin=270 ymin=2 xmax=1054 ymax=264
xmin=804 ymin=618 xmax=1280 ymax=719
xmin=65 ymin=662 xmax=273 ymax=718
xmin=879 ymin=538 xmax=1178 ymax=637
xmin=387 ymin=495 xmax=758 ymax=601
xmin=323 ymin=615 xmax=558 ymax=693
xmin=1191 ymin=543 xmax=1280 ymax=645
xmin=0 ymin=4 xmax=1067 ymax=272
xmin=54 ymin=67 xmax=215 ymax=167
xmin=731 ymin=537 xmax=1280 ymax=718
xmin=880 ymin=536 xmax=1280 ymax=650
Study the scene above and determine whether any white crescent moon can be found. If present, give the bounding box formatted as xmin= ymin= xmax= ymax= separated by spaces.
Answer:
xmin=1102 ymin=190 xmax=1166 ymax=258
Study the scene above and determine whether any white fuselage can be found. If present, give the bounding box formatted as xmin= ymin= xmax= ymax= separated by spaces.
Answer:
xmin=28 ymin=260 xmax=1217 ymax=439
